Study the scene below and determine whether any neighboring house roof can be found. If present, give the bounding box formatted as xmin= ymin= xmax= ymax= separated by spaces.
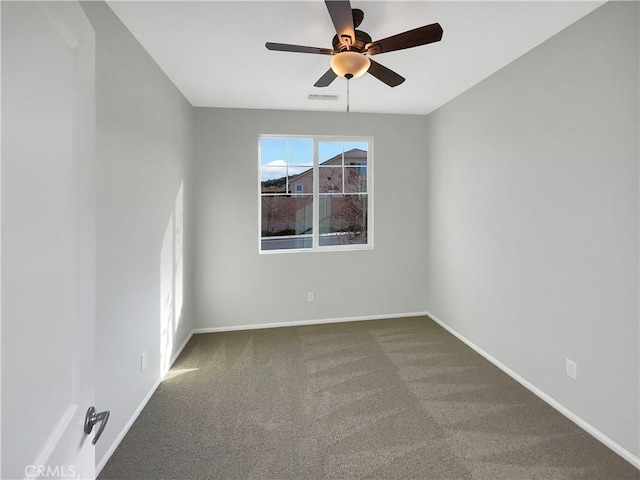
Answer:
xmin=289 ymin=148 xmax=367 ymax=184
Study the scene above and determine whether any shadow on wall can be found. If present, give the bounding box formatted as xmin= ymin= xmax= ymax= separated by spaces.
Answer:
xmin=160 ymin=181 xmax=184 ymax=377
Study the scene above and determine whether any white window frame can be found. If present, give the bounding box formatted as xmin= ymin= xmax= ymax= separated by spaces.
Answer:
xmin=259 ymin=134 xmax=373 ymax=254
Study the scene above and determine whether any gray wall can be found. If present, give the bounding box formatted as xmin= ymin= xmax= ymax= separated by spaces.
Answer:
xmin=425 ymin=1 xmax=639 ymax=457
xmin=81 ymin=1 xmax=194 ymax=465
xmin=192 ymin=108 xmax=428 ymax=328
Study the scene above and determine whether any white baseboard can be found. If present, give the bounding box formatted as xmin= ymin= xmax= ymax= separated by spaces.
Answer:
xmin=95 ymin=331 xmax=194 ymax=476
xmin=426 ymin=311 xmax=640 ymax=470
xmin=192 ymin=311 xmax=430 ymax=334
xmin=169 ymin=330 xmax=195 ymax=368
xmin=95 ymin=378 xmax=160 ymax=476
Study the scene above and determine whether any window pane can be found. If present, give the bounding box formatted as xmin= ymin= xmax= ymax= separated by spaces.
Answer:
xmin=319 ymin=142 xmax=343 ymax=165
xmin=319 ymin=166 xmax=343 ymax=193
xmin=260 ymin=138 xmax=287 ymax=166
xmin=344 ymin=146 xmax=367 ymax=166
xmin=288 ymin=138 xmax=313 ymax=166
xmin=261 ymin=235 xmax=312 ymax=251
xmin=289 ymin=165 xmax=313 ymax=194
xmin=344 ymin=166 xmax=367 ymax=193
xmin=343 ymin=141 xmax=368 ymax=152
xmin=319 ymin=195 xmax=368 ymax=246
xmin=261 ymin=195 xmax=313 ymax=250
xmin=261 ymin=166 xmax=289 ymax=193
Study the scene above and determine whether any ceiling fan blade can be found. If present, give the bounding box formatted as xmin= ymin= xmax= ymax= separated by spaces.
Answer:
xmin=324 ymin=1 xmax=355 ymax=48
xmin=266 ymin=42 xmax=334 ymax=55
xmin=314 ymin=68 xmax=338 ymax=87
xmin=367 ymin=59 xmax=405 ymax=87
xmin=366 ymin=23 xmax=443 ymax=56
xmin=352 ymin=8 xmax=364 ymax=29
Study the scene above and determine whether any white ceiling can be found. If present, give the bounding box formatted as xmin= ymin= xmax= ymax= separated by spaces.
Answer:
xmin=107 ymin=1 xmax=604 ymax=115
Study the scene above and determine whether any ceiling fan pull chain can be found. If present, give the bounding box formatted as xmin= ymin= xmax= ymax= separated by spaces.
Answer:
xmin=347 ymin=78 xmax=350 ymax=114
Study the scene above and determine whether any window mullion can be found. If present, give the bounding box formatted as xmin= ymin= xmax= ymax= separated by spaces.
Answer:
xmin=341 ymin=146 xmax=345 ymax=194
xmin=285 ymin=140 xmax=289 ymax=194
xmin=313 ymin=138 xmax=320 ymax=249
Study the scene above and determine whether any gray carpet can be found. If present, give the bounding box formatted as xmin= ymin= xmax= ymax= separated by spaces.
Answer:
xmin=99 ymin=316 xmax=639 ymax=479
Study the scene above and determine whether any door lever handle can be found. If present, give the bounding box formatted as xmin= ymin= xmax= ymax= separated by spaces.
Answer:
xmin=84 ymin=406 xmax=110 ymax=445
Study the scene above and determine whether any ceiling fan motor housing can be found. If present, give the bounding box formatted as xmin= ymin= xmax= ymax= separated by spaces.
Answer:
xmin=332 ymin=30 xmax=372 ymax=53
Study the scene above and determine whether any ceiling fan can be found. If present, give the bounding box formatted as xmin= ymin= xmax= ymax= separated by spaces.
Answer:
xmin=265 ymin=0 xmax=443 ymax=88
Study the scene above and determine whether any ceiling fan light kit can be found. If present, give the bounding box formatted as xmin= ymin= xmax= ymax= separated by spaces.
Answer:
xmin=330 ymin=51 xmax=370 ymax=79
xmin=265 ymin=0 xmax=443 ymax=90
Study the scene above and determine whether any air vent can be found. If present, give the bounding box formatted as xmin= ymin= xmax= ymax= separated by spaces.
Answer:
xmin=308 ymin=94 xmax=339 ymax=101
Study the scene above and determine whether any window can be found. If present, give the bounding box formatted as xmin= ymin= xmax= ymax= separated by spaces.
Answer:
xmin=259 ymin=136 xmax=372 ymax=253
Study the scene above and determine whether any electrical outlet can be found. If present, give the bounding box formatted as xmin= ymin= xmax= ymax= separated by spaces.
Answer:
xmin=565 ymin=358 xmax=577 ymax=380
xmin=140 ymin=350 xmax=148 ymax=372
xmin=307 ymin=291 xmax=314 ymax=302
